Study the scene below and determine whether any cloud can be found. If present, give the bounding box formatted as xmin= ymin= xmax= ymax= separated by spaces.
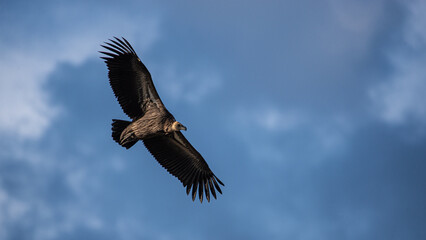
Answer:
xmin=230 ymin=105 xmax=353 ymax=164
xmin=2 ymin=1 xmax=425 ymax=240
xmin=229 ymin=106 xmax=304 ymax=163
xmin=0 ymin=1 xmax=160 ymax=140
xmin=0 ymin=2 xmax=161 ymax=238
xmin=0 ymin=129 xmax=133 ymax=240
xmin=370 ymin=55 xmax=426 ymax=124
xmin=369 ymin=0 xmax=426 ymax=126
xmin=154 ymin=64 xmax=222 ymax=105
xmin=233 ymin=106 xmax=306 ymax=133
xmin=328 ymin=0 xmax=384 ymax=31
xmin=253 ymin=108 xmax=305 ymax=132
xmin=0 ymin=53 xmax=59 ymax=140
xmin=0 ymin=137 xmax=108 ymax=239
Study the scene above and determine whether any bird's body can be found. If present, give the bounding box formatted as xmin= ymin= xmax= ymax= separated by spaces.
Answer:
xmin=117 ymin=105 xmax=173 ymax=146
xmin=100 ymin=37 xmax=223 ymax=203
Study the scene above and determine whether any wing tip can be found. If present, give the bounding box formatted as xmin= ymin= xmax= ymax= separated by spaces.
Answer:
xmin=100 ymin=37 xmax=137 ymax=58
xmin=185 ymin=175 xmax=224 ymax=203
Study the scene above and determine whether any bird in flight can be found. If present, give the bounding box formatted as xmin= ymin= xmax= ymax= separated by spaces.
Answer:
xmin=100 ymin=37 xmax=224 ymax=203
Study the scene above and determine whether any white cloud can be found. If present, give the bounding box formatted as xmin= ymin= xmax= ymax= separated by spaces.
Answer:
xmin=230 ymin=106 xmax=305 ymax=163
xmin=255 ymin=108 xmax=305 ymax=132
xmin=230 ymin=105 xmax=353 ymax=164
xmin=0 ymin=187 xmax=30 ymax=233
xmin=0 ymin=53 xmax=58 ymax=140
xmin=155 ymin=64 xmax=222 ymax=105
xmin=0 ymin=140 xmax=131 ymax=240
xmin=369 ymin=0 xmax=426 ymax=125
xmin=233 ymin=106 xmax=307 ymax=133
xmin=0 ymin=2 xmax=161 ymax=239
xmin=403 ymin=0 xmax=426 ymax=48
xmin=0 ymin=2 xmax=160 ymax=140
xmin=370 ymin=56 xmax=426 ymax=124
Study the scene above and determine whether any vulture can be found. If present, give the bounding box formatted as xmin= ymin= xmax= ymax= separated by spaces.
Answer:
xmin=100 ymin=37 xmax=224 ymax=203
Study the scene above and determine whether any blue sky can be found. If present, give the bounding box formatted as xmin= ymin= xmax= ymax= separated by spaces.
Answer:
xmin=1 ymin=0 xmax=426 ymax=239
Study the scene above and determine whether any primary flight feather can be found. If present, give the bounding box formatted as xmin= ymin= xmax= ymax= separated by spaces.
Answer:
xmin=100 ymin=37 xmax=224 ymax=203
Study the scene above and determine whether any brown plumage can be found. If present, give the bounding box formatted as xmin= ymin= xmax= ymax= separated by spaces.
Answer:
xmin=100 ymin=37 xmax=224 ymax=203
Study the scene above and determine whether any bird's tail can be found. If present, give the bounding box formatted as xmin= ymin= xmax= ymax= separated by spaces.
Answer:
xmin=111 ymin=119 xmax=138 ymax=149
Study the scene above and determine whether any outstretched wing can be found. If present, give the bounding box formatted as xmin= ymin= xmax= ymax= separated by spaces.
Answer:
xmin=100 ymin=37 xmax=164 ymax=120
xmin=143 ymin=131 xmax=224 ymax=203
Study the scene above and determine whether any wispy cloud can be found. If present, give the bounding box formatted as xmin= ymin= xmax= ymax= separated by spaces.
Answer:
xmin=230 ymin=105 xmax=353 ymax=164
xmin=0 ymin=2 xmax=160 ymax=140
xmin=0 ymin=2 xmax=161 ymax=239
xmin=230 ymin=106 xmax=305 ymax=163
xmin=2 ymin=1 xmax=425 ymax=240
xmin=369 ymin=0 xmax=426 ymax=126
xmin=0 ymin=134 xmax=133 ymax=240
xmin=370 ymin=55 xmax=426 ymax=124
xmin=251 ymin=107 xmax=305 ymax=132
xmin=0 ymin=53 xmax=59 ymax=140
xmin=155 ymin=64 xmax=222 ymax=105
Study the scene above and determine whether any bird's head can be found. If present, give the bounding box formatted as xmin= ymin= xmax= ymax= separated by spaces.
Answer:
xmin=171 ymin=121 xmax=187 ymax=131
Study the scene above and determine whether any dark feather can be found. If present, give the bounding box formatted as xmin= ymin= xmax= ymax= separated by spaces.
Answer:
xmin=113 ymin=37 xmax=133 ymax=53
xmin=122 ymin=38 xmax=137 ymax=54
xmin=186 ymin=183 xmax=192 ymax=195
xmin=99 ymin=51 xmax=117 ymax=58
xmin=143 ymin=132 xmax=224 ymax=202
xmin=208 ymin=179 xmax=217 ymax=199
xmin=101 ymin=37 xmax=224 ymax=203
xmin=100 ymin=37 xmax=164 ymax=120
xmin=107 ymin=40 xmax=127 ymax=53
xmin=191 ymin=182 xmax=198 ymax=201
xmin=102 ymin=44 xmax=125 ymax=55
xmin=204 ymin=178 xmax=210 ymax=202
xmin=198 ymin=180 xmax=204 ymax=203
xmin=212 ymin=177 xmax=223 ymax=194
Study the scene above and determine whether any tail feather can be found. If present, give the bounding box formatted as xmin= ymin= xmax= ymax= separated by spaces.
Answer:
xmin=111 ymin=119 xmax=138 ymax=149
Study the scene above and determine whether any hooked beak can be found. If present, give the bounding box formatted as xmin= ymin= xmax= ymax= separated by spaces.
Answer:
xmin=181 ymin=125 xmax=187 ymax=131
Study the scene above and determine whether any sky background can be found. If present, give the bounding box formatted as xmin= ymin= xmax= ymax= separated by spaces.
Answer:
xmin=1 ymin=0 xmax=426 ymax=239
